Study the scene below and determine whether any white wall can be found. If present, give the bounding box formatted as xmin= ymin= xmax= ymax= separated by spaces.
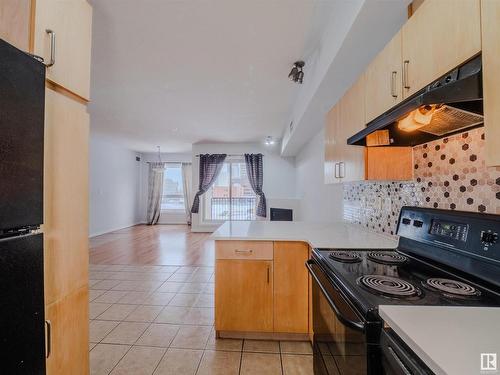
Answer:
xmin=191 ymin=142 xmax=298 ymax=232
xmin=295 ymin=128 xmax=343 ymax=223
xmin=282 ymin=0 xmax=410 ymax=155
xmin=89 ymin=134 xmax=143 ymax=237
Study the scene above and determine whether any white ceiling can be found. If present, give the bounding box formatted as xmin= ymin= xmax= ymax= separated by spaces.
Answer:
xmin=89 ymin=0 xmax=343 ymax=153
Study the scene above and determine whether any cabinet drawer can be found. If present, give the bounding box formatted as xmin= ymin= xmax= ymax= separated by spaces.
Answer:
xmin=216 ymin=241 xmax=273 ymax=260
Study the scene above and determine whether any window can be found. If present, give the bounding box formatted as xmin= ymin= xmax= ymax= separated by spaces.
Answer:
xmin=203 ymin=160 xmax=256 ymax=221
xmin=161 ymin=164 xmax=185 ymax=211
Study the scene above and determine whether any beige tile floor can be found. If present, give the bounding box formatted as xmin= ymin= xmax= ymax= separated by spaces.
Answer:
xmin=89 ymin=264 xmax=314 ymax=375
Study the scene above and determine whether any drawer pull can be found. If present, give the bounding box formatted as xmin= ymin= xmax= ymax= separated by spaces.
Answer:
xmin=403 ymin=60 xmax=410 ymax=89
xmin=391 ymin=71 xmax=398 ymax=98
xmin=45 ymin=29 xmax=56 ymax=67
xmin=234 ymin=249 xmax=253 ymax=255
xmin=45 ymin=320 xmax=52 ymax=358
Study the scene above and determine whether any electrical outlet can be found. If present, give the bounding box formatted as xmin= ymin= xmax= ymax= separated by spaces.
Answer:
xmin=383 ymin=197 xmax=392 ymax=213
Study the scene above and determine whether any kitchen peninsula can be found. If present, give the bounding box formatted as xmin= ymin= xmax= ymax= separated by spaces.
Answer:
xmin=211 ymin=221 xmax=397 ymax=340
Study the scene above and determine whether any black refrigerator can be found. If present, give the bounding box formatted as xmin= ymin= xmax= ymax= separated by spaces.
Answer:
xmin=0 ymin=39 xmax=47 ymax=374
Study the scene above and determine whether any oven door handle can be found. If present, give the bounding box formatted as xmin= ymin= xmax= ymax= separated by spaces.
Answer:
xmin=305 ymin=260 xmax=365 ymax=332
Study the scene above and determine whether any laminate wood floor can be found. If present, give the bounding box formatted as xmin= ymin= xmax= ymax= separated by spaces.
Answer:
xmin=89 ymin=225 xmax=214 ymax=266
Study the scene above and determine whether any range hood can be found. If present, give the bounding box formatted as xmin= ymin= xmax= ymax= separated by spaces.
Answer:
xmin=348 ymin=55 xmax=483 ymax=147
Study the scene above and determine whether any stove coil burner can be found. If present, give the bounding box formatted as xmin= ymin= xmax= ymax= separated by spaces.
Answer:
xmin=328 ymin=251 xmax=362 ymax=263
xmin=425 ymin=278 xmax=481 ymax=297
xmin=357 ymin=275 xmax=421 ymax=298
xmin=367 ymin=251 xmax=408 ymax=265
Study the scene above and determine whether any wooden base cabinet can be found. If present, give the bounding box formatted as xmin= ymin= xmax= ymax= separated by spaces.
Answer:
xmin=274 ymin=242 xmax=309 ymax=333
xmin=215 ymin=259 xmax=273 ymax=332
xmin=215 ymin=241 xmax=310 ymax=337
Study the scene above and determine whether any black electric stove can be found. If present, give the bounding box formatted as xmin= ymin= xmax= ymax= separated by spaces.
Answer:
xmin=314 ymin=248 xmax=500 ymax=319
xmin=307 ymin=207 xmax=500 ymax=375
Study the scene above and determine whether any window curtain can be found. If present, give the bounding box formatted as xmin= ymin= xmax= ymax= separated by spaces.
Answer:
xmin=146 ymin=162 xmax=165 ymax=225
xmin=191 ymin=154 xmax=227 ymax=213
xmin=244 ymin=153 xmax=267 ymax=218
xmin=181 ymin=162 xmax=193 ymax=225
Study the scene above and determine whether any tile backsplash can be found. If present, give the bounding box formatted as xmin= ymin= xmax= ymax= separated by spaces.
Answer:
xmin=343 ymin=128 xmax=500 ymax=236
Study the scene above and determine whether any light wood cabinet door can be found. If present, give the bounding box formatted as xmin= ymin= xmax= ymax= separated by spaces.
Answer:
xmin=366 ymin=147 xmax=413 ymax=180
xmin=33 ymin=0 xmax=92 ymax=100
xmin=44 ymin=88 xmax=89 ymax=305
xmin=215 ymin=260 xmax=273 ymax=332
xmin=273 ymin=242 xmax=309 ymax=334
xmin=482 ymin=0 xmax=500 ymax=167
xmin=324 ymin=103 xmax=341 ymax=184
xmin=46 ymin=286 xmax=89 ymax=375
xmin=0 ymin=0 xmax=32 ymax=51
xmin=365 ymin=31 xmax=402 ymax=122
xmin=401 ymin=0 xmax=481 ymax=98
xmin=337 ymin=75 xmax=366 ymax=182
xmin=324 ymin=75 xmax=366 ymax=184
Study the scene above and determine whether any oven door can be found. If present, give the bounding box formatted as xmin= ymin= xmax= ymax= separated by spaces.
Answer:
xmin=381 ymin=329 xmax=433 ymax=375
xmin=306 ymin=259 xmax=379 ymax=375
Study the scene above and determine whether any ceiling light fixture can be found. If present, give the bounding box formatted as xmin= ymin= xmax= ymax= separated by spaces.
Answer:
xmin=265 ymin=136 xmax=276 ymax=146
xmin=288 ymin=61 xmax=305 ymax=84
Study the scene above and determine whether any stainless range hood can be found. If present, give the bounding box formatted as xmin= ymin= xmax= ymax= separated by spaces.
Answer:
xmin=347 ymin=55 xmax=483 ymax=147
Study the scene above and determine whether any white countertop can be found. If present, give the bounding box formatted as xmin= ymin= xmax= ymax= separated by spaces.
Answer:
xmin=211 ymin=220 xmax=398 ymax=249
xmin=379 ymin=305 xmax=500 ymax=375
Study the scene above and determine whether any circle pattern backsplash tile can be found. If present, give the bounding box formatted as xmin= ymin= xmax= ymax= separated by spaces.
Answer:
xmin=343 ymin=128 xmax=500 ymax=236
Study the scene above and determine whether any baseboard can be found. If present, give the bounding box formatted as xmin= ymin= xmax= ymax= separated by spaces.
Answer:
xmin=216 ymin=330 xmax=310 ymax=341
xmin=89 ymin=222 xmax=143 ymax=238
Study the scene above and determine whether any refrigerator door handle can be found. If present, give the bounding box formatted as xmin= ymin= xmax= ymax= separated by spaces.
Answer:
xmin=45 ymin=320 xmax=51 ymax=358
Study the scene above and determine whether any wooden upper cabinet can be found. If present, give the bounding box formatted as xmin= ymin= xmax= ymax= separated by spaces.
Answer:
xmin=324 ymin=103 xmax=340 ymax=184
xmin=33 ymin=0 xmax=93 ymax=100
xmin=324 ymin=76 xmax=365 ymax=185
xmin=215 ymin=259 xmax=273 ymax=332
xmin=401 ymin=0 xmax=481 ymax=98
xmin=366 ymin=147 xmax=413 ymax=181
xmin=0 ymin=0 xmax=32 ymax=51
xmin=337 ymin=75 xmax=366 ymax=183
xmin=273 ymin=242 xmax=309 ymax=334
xmin=365 ymin=31 xmax=402 ymax=123
xmin=481 ymin=0 xmax=500 ymax=167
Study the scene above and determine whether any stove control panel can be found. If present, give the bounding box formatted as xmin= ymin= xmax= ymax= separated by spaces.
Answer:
xmin=430 ymin=219 xmax=468 ymax=242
